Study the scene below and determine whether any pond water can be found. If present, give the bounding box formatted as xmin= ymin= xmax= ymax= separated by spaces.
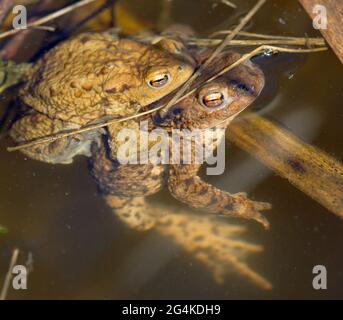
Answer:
xmin=0 ymin=0 xmax=342 ymax=299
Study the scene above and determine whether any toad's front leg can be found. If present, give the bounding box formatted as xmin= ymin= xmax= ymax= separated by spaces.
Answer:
xmin=168 ymin=163 xmax=271 ymax=229
xmin=10 ymin=112 xmax=102 ymax=164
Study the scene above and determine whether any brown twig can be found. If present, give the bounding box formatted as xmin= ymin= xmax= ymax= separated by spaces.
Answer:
xmin=211 ymin=0 xmax=237 ymax=9
xmin=29 ymin=25 xmax=56 ymax=32
xmin=0 ymin=0 xmax=97 ymax=40
xmin=299 ymin=0 xmax=343 ymax=64
xmin=220 ymin=0 xmax=237 ymax=9
xmin=197 ymin=45 xmax=327 ymax=85
xmin=0 ymin=248 xmax=19 ymax=300
xmin=188 ymin=38 xmax=325 ymax=47
xmin=209 ymin=29 xmax=318 ymax=40
xmin=228 ymin=114 xmax=343 ymax=219
xmin=1 ymin=17 xmax=38 ymax=60
xmin=1 ymin=0 xmax=116 ymax=61
xmin=0 ymin=1 xmax=58 ymax=60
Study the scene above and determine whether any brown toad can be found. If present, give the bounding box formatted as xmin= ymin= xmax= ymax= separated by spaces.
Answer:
xmin=90 ymin=51 xmax=271 ymax=230
xmin=10 ymin=32 xmax=195 ymax=163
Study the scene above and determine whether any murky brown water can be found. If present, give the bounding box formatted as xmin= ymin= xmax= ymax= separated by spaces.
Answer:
xmin=0 ymin=0 xmax=342 ymax=299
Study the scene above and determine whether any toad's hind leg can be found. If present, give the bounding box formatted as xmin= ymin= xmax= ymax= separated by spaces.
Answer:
xmin=105 ymin=195 xmax=157 ymax=231
xmin=168 ymin=164 xmax=271 ymax=229
xmin=90 ymin=141 xmax=167 ymax=231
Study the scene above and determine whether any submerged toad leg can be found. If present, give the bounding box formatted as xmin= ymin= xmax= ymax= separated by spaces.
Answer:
xmin=10 ymin=113 xmax=102 ymax=164
xmin=90 ymin=143 xmax=272 ymax=288
xmin=168 ymin=163 xmax=272 ymax=229
xmin=90 ymin=141 xmax=167 ymax=230
xmin=105 ymin=195 xmax=157 ymax=231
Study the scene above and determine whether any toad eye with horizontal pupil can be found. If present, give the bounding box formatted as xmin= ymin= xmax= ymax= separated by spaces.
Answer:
xmin=147 ymin=72 xmax=170 ymax=88
xmin=201 ymin=92 xmax=225 ymax=108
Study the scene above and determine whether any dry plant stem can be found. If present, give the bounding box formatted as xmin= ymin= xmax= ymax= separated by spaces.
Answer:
xmin=189 ymin=38 xmax=325 ymax=47
xmin=1 ymin=0 xmax=113 ymax=61
xmin=1 ymin=16 xmax=38 ymax=60
xmin=0 ymin=248 xmax=19 ymax=300
xmin=299 ymin=0 xmax=343 ymax=64
xmin=210 ymin=29 xmax=320 ymax=40
xmin=29 ymin=25 xmax=55 ymax=32
xmin=210 ymin=0 xmax=236 ymax=9
xmin=6 ymin=44 xmax=328 ymax=153
xmin=228 ymin=114 xmax=343 ymax=219
xmin=0 ymin=0 xmax=97 ymax=40
xmin=0 ymin=1 xmax=59 ymax=60
xmin=220 ymin=0 xmax=237 ymax=9
xmin=202 ymin=45 xmax=327 ymax=86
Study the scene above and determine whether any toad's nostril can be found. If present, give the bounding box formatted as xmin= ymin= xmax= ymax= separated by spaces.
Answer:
xmin=230 ymin=79 xmax=255 ymax=96
xmin=153 ymin=112 xmax=172 ymax=126
xmin=172 ymin=107 xmax=182 ymax=115
xmin=152 ymin=113 xmax=164 ymax=125
xmin=154 ymin=106 xmax=182 ymax=125
xmin=177 ymin=63 xmax=185 ymax=72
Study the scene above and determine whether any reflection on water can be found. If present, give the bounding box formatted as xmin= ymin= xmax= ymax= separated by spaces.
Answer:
xmin=0 ymin=0 xmax=343 ymax=299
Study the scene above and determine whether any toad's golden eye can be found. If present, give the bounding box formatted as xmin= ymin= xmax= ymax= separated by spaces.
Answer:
xmin=147 ymin=72 xmax=171 ymax=89
xmin=201 ymin=91 xmax=225 ymax=108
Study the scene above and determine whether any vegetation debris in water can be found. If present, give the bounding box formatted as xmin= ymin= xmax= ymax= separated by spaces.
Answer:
xmin=0 ymin=225 xmax=8 ymax=235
